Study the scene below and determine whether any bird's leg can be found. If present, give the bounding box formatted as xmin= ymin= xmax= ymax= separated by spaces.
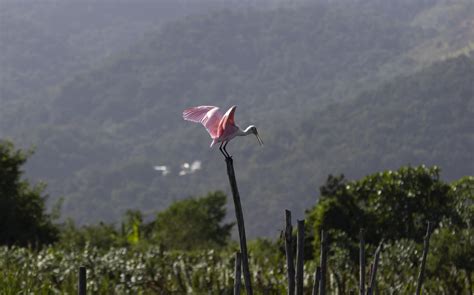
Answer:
xmin=219 ymin=142 xmax=227 ymax=158
xmin=223 ymin=141 xmax=231 ymax=158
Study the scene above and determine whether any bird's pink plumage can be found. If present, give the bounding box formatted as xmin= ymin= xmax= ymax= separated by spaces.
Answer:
xmin=183 ymin=106 xmax=222 ymax=138
xmin=217 ymin=106 xmax=237 ymax=138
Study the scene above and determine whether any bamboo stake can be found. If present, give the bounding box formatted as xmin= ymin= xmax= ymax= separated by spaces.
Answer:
xmin=416 ymin=222 xmax=432 ymax=295
xmin=296 ymin=220 xmax=305 ymax=295
xmin=359 ymin=229 xmax=365 ymax=295
xmin=285 ymin=210 xmax=295 ymax=295
xmin=78 ymin=266 xmax=86 ymax=295
xmin=234 ymin=252 xmax=242 ymax=295
xmin=225 ymin=157 xmax=253 ymax=295
xmin=312 ymin=266 xmax=321 ymax=295
xmin=319 ymin=230 xmax=328 ymax=295
xmin=367 ymin=240 xmax=383 ymax=295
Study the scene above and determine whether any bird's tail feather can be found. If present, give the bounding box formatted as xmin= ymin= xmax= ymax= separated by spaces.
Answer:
xmin=210 ymin=139 xmax=218 ymax=147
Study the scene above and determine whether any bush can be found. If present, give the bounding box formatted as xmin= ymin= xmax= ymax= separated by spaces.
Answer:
xmin=0 ymin=140 xmax=58 ymax=247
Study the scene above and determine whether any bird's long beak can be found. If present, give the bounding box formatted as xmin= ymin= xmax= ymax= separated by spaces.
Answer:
xmin=255 ymin=133 xmax=263 ymax=146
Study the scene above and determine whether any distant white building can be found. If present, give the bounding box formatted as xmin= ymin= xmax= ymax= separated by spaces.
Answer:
xmin=179 ymin=160 xmax=202 ymax=176
xmin=153 ymin=165 xmax=170 ymax=176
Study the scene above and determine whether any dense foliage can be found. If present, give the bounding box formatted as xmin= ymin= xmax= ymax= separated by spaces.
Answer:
xmin=1 ymin=171 xmax=472 ymax=293
xmin=58 ymin=192 xmax=234 ymax=252
xmin=151 ymin=191 xmax=234 ymax=250
xmin=0 ymin=141 xmax=58 ymax=247
xmin=304 ymin=168 xmax=473 ymax=292
xmin=0 ymin=141 xmax=472 ymax=293
xmin=307 ymin=166 xmax=454 ymax=247
xmin=0 ymin=237 xmax=471 ymax=293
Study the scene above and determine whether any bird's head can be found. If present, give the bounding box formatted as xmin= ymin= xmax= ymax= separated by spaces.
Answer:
xmin=248 ymin=125 xmax=263 ymax=146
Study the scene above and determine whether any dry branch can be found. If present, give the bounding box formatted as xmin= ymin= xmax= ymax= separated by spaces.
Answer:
xmin=367 ymin=240 xmax=383 ymax=295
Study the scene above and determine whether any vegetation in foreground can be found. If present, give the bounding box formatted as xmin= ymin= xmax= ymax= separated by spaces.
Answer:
xmin=1 ymin=141 xmax=472 ymax=293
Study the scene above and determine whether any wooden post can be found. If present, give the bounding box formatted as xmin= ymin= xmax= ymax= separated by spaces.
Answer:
xmin=285 ymin=210 xmax=295 ymax=295
xmin=296 ymin=220 xmax=305 ymax=295
xmin=319 ymin=230 xmax=328 ymax=295
xmin=78 ymin=266 xmax=86 ymax=295
xmin=312 ymin=266 xmax=321 ymax=295
xmin=225 ymin=157 xmax=253 ymax=295
xmin=366 ymin=263 xmax=373 ymax=295
xmin=234 ymin=252 xmax=242 ymax=295
xmin=173 ymin=263 xmax=187 ymax=292
xmin=416 ymin=222 xmax=432 ymax=295
xmin=367 ymin=241 xmax=383 ymax=295
xmin=359 ymin=229 xmax=365 ymax=295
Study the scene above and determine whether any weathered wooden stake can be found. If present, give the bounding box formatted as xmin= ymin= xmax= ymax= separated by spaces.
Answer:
xmin=173 ymin=263 xmax=187 ymax=292
xmin=234 ymin=252 xmax=242 ymax=295
xmin=312 ymin=266 xmax=321 ymax=295
xmin=366 ymin=263 xmax=373 ymax=295
xmin=285 ymin=210 xmax=295 ymax=295
xmin=359 ymin=229 xmax=365 ymax=295
xmin=416 ymin=222 xmax=432 ymax=295
xmin=225 ymin=157 xmax=253 ymax=295
xmin=367 ymin=241 xmax=383 ymax=295
xmin=78 ymin=266 xmax=86 ymax=295
xmin=296 ymin=220 xmax=305 ymax=295
xmin=319 ymin=230 xmax=328 ymax=295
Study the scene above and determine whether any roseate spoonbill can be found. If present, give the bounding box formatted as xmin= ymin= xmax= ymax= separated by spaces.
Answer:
xmin=183 ymin=105 xmax=263 ymax=157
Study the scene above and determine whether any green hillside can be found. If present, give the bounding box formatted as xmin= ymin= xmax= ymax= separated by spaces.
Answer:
xmin=1 ymin=0 xmax=473 ymax=236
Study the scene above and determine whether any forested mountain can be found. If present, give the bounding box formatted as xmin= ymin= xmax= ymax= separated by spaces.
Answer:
xmin=1 ymin=0 xmax=473 ymax=236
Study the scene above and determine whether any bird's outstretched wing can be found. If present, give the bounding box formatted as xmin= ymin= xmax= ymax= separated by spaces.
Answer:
xmin=183 ymin=106 xmax=216 ymax=122
xmin=217 ymin=105 xmax=237 ymax=137
xmin=183 ymin=106 xmax=222 ymax=138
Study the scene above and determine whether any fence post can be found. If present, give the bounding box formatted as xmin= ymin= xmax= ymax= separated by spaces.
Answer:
xmin=312 ymin=266 xmax=321 ymax=295
xmin=359 ymin=229 xmax=365 ymax=295
xmin=234 ymin=252 xmax=242 ymax=295
xmin=285 ymin=210 xmax=295 ymax=295
xmin=416 ymin=222 xmax=432 ymax=295
xmin=225 ymin=157 xmax=253 ymax=295
xmin=319 ymin=230 xmax=328 ymax=295
xmin=78 ymin=266 xmax=86 ymax=295
xmin=296 ymin=220 xmax=305 ymax=295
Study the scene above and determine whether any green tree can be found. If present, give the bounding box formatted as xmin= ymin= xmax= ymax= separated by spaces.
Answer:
xmin=58 ymin=219 xmax=120 ymax=249
xmin=0 ymin=140 xmax=58 ymax=247
xmin=151 ymin=191 xmax=234 ymax=251
xmin=58 ymin=210 xmax=145 ymax=250
xmin=306 ymin=167 xmax=472 ymax=293
xmin=428 ymin=176 xmax=474 ymax=293
xmin=121 ymin=210 xmax=143 ymax=246
xmin=307 ymin=166 xmax=454 ymax=254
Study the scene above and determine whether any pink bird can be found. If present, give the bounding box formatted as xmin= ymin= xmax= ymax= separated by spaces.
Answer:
xmin=183 ymin=105 xmax=263 ymax=158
